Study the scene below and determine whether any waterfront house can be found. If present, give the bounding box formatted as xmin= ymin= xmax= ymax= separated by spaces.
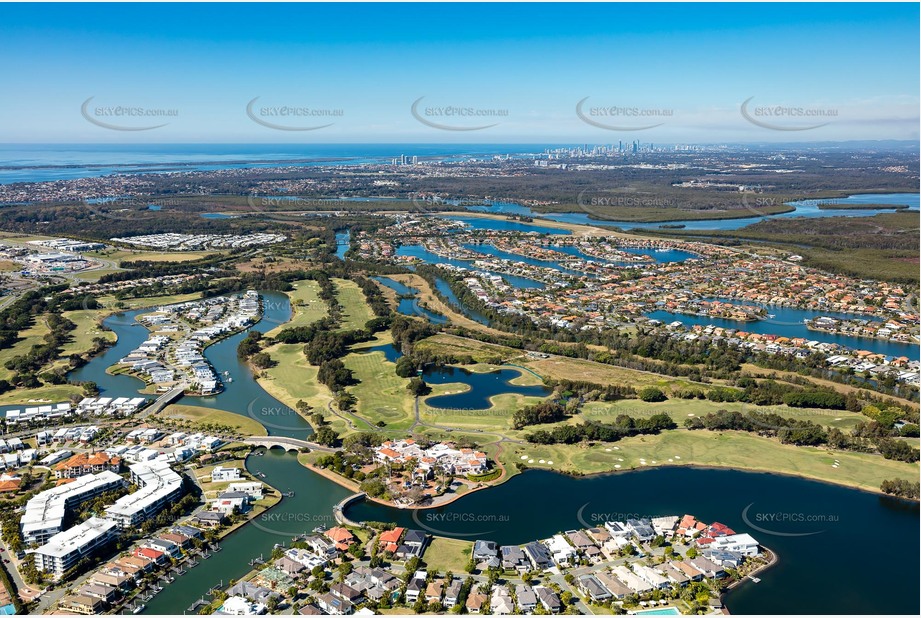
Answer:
xmin=227 ymin=581 xmax=278 ymax=605
xmin=132 ymin=547 xmax=166 ymax=566
xmin=77 ymin=582 xmax=119 ymax=605
xmin=193 ymin=510 xmax=226 ymax=528
xmin=523 ymin=540 xmax=554 ymax=570
xmin=325 ymin=527 xmax=356 ymax=551
xmin=689 ymin=556 xmax=726 ymax=578
xmin=703 ymin=549 xmax=745 ymax=568
xmin=500 ymin=545 xmax=529 ymax=571
xmin=473 ymin=539 xmax=498 ymax=561
xmin=707 ymin=532 xmax=759 ymax=556
xmin=378 ymin=527 xmax=405 ymax=553
xmin=275 ymin=556 xmax=306 ymax=577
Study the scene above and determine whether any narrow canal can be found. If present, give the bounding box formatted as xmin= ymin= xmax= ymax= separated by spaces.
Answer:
xmin=8 ymin=287 xmax=917 ymax=615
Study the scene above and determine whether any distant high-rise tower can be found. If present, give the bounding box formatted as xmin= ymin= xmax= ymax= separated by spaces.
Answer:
xmin=632 ymin=140 xmax=638 ymax=154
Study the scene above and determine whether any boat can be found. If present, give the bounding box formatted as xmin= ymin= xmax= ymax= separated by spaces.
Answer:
xmin=132 ymin=605 xmax=146 ymax=614
xmin=284 ymin=491 xmax=295 ymax=497
xmin=225 ymin=377 xmax=233 ymax=383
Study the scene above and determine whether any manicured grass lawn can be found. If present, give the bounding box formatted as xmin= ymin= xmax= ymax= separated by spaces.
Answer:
xmin=422 ymin=537 xmax=473 ymax=573
xmin=159 ymin=403 xmax=268 ymax=436
xmin=526 ymin=355 xmax=700 ymax=391
xmin=59 ymin=309 xmax=117 ymax=357
xmin=97 ymin=292 xmax=203 ymax=310
xmin=0 ymin=384 xmax=84 ymax=406
xmin=333 ymin=278 xmax=375 ymax=331
xmin=507 ymin=429 xmax=919 ymax=492
xmin=580 ymin=399 xmax=869 ymax=432
xmin=415 ymin=334 xmax=530 ymax=364
xmin=256 ymin=343 xmax=345 ymax=434
xmin=267 ymin=280 xmax=327 ymax=336
xmin=343 ymin=334 xmax=415 ymax=431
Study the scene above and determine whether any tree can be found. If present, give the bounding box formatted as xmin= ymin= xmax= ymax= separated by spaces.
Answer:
xmin=638 ymin=387 xmax=667 ymax=402
xmin=313 ymin=426 xmax=340 ymax=447
xmin=407 ymin=377 xmax=431 ymax=396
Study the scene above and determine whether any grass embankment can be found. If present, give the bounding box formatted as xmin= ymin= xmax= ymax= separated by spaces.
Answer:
xmin=580 ymin=399 xmax=870 ymax=432
xmin=416 ymin=333 xmax=711 ymax=392
xmin=507 ymin=430 xmax=918 ymax=494
xmin=383 ymin=273 xmax=507 ymax=336
xmin=343 ymin=334 xmax=414 ymax=431
xmin=265 ymin=280 xmax=327 ymax=337
xmin=256 ymin=343 xmax=342 ymax=432
xmin=158 ymin=403 xmax=268 ymax=436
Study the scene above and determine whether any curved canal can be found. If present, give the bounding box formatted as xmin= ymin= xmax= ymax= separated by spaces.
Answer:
xmin=5 ymin=287 xmax=917 ymax=615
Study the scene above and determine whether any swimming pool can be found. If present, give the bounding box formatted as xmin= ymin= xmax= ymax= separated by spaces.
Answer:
xmin=631 ymin=607 xmax=682 ymax=616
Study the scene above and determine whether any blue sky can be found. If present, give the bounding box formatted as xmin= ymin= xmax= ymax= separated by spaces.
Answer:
xmin=0 ymin=2 xmax=917 ymax=143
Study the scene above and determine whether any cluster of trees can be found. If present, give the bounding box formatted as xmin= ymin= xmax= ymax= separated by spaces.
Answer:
xmin=684 ymin=378 xmax=850 ymax=410
xmin=880 ymin=478 xmax=920 ymax=499
xmin=550 ymin=378 xmax=636 ymax=402
xmin=512 ymin=401 xmax=568 ymax=429
xmin=687 ymin=409 xmax=920 ymax=462
xmin=391 ymin=315 xmax=438 ymax=351
xmin=3 ymin=304 xmax=78 ymax=387
xmin=526 ymin=414 xmax=677 ymax=445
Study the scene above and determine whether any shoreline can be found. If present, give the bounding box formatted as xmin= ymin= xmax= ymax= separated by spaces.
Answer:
xmin=300 ymin=458 xmax=505 ymax=512
xmin=323 ymin=457 xmax=918 ymax=524
xmin=722 ymin=545 xmax=779 ymax=613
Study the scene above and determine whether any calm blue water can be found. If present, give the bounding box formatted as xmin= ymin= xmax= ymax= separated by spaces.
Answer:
xmin=462 ymin=243 xmax=586 ymax=276
xmin=396 ymin=245 xmax=546 ymax=289
xmin=348 ymin=467 xmax=920 ymax=615
xmin=550 ymin=243 xmax=697 ymax=264
xmin=646 ymin=308 xmax=916 ymax=357
xmin=433 ymin=277 xmax=491 ymax=326
xmin=445 ymin=215 xmax=570 ymax=235
xmin=361 ymin=343 xmax=404 ymax=363
xmin=0 ymin=144 xmax=551 ymax=184
xmin=373 ymin=276 xmax=447 ymax=324
xmin=423 ymin=365 xmax=550 ymax=410
xmin=335 ymin=230 xmax=351 ymax=260
xmin=470 ymin=194 xmax=920 ymax=231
